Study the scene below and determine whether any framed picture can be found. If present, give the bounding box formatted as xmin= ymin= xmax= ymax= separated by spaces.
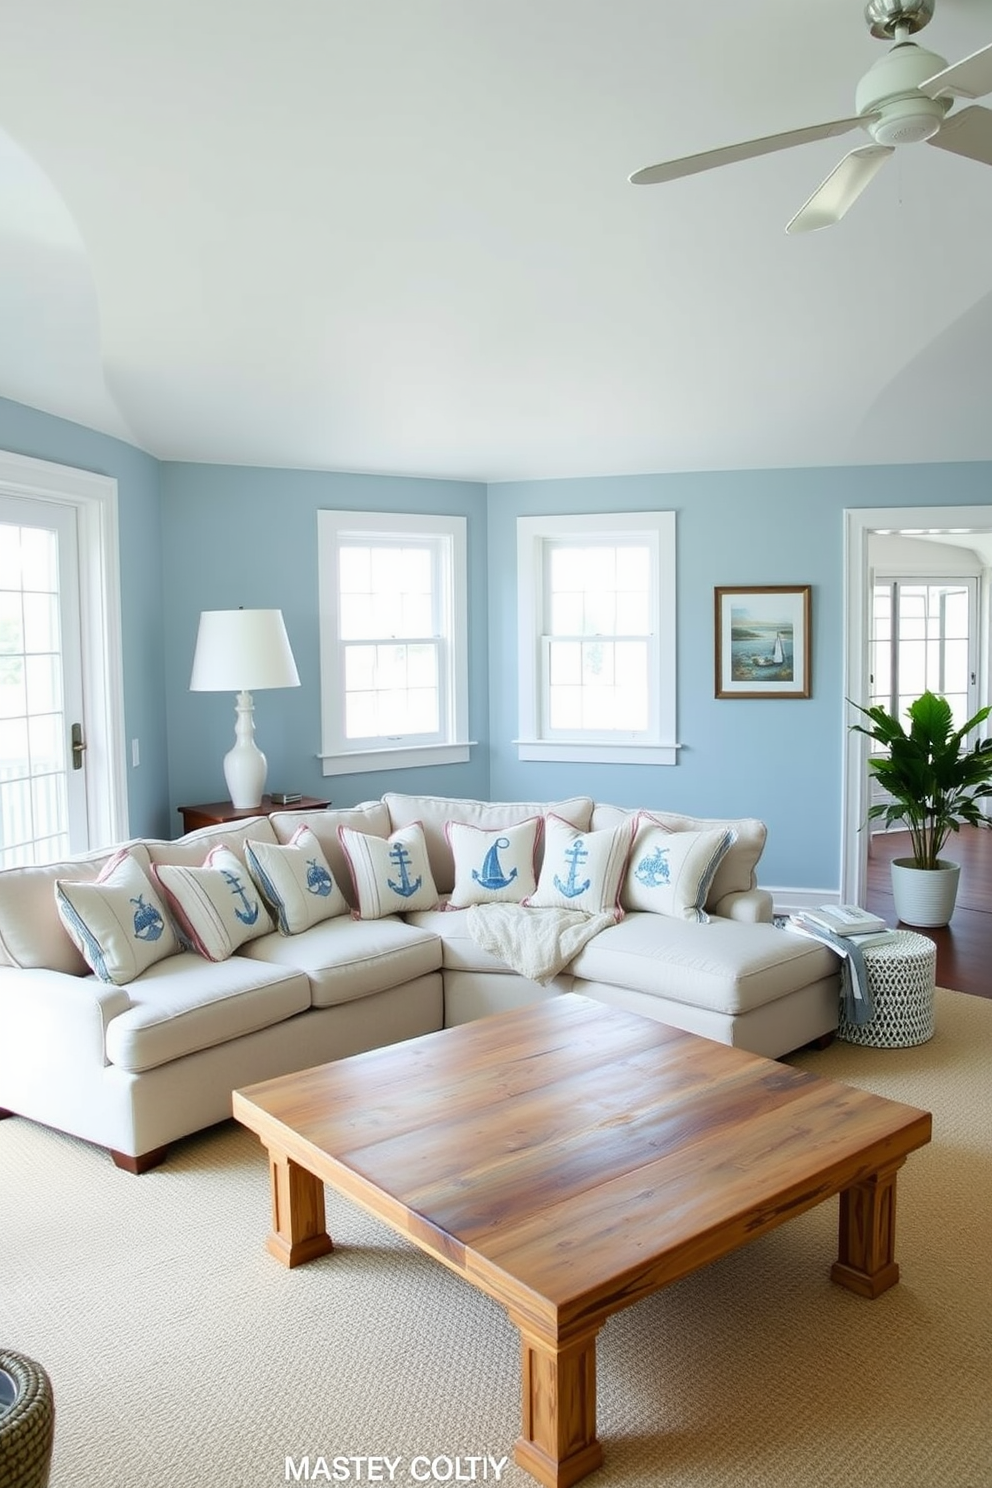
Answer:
xmin=714 ymin=585 xmax=811 ymax=699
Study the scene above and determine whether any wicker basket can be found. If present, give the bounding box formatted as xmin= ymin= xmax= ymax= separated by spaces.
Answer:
xmin=0 ymin=1350 xmax=55 ymax=1488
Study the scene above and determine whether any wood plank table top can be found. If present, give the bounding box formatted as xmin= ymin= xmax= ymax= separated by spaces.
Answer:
xmin=233 ymin=993 xmax=932 ymax=1488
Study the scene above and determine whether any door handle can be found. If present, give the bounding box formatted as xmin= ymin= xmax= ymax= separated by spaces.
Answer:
xmin=71 ymin=722 xmax=86 ymax=770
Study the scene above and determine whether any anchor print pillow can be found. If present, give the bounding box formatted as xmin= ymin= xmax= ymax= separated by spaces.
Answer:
xmin=622 ymin=820 xmax=736 ymax=922
xmin=245 ymin=826 xmax=349 ymax=935
xmin=152 ymin=845 xmax=272 ymax=961
xmin=338 ymin=822 xmax=440 ymax=919
xmin=525 ymin=814 xmax=634 ymax=919
xmin=445 ymin=817 xmax=542 ymax=908
xmin=55 ymin=848 xmax=181 ymax=985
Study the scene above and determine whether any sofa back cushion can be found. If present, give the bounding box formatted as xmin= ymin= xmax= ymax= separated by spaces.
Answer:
xmin=0 ymin=843 xmax=127 ymax=974
xmin=383 ymin=793 xmax=594 ymax=895
xmin=269 ymin=803 xmax=391 ymax=909
xmin=144 ymin=816 xmax=278 ymax=868
xmin=592 ymin=803 xmax=766 ymax=908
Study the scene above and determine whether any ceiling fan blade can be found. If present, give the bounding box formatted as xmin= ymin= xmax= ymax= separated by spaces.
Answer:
xmin=785 ymin=145 xmax=893 ymax=234
xmin=919 ymin=41 xmax=992 ymax=101
xmin=629 ymin=115 xmax=869 ymax=186
xmin=928 ymin=104 xmax=992 ymax=166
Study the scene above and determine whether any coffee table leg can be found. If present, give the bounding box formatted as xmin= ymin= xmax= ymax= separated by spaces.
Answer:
xmin=831 ymin=1158 xmax=904 ymax=1299
xmin=512 ymin=1320 xmax=604 ymax=1488
xmin=265 ymin=1147 xmax=334 ymax=1268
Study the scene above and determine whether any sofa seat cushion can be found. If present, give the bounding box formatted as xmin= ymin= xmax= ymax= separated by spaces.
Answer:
xmin=405 ymin=908 xmax=513 ymax=975
xmin=568 ymin=913 xmax=838 ymax=1016
xmin=237 ymin=916 xmax=443 ymax=1008
xmin=103 ymin=952 xmax=310 ymax=1073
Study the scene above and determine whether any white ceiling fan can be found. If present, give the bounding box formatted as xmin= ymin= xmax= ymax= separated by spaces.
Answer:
xmin=629 ymin=0 xmax=992 ymax=232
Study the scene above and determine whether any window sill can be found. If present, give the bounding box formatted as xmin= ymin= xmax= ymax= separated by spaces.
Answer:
xmin=513 ymin=739 xmax=680 ymax=766
xmin=319 ymin=741 xmax=476 ymax=776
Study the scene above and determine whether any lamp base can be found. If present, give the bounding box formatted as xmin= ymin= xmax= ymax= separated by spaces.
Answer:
xmin=224 ymin=690 xmax=267 ymax=810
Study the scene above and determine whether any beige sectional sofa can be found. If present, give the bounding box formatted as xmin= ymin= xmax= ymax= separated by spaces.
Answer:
xmin=0 ymin=792 xmax=840 ymax=1172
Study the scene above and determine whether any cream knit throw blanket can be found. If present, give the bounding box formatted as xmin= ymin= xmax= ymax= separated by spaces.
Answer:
xmin=466 ymin=903 xmax=615 ymax=986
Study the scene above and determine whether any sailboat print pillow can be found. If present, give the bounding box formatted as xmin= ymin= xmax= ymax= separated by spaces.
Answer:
xmin=525 ymin=814 xmax=634 ymax=918
xmin=338 ymin=822 xmax=440 ymax=919
xmin=152 ymin=845 xmax=272 ymax=961
xmin=55 ymin=848 xmax=180 ymax=985
xmin=245 ymin=826 xmax=349 ymax=934
xmin=445 ymin=817 xmax=542 ymax=908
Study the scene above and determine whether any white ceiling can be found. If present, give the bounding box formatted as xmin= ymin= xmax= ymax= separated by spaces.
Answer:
xmin=1 ymin=0 xmax=991 ymax=482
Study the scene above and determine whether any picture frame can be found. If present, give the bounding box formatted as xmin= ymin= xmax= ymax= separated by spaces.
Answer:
xmin=714 ymin=585 xmax=811 ymax=699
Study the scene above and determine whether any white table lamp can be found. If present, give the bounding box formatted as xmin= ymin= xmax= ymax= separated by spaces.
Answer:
xmin=190 ymin=608 xmax=301 ymax=809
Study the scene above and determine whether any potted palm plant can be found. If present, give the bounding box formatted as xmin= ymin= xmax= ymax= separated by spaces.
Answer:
xmin=849 ymin=690 xmax=992 ymax=926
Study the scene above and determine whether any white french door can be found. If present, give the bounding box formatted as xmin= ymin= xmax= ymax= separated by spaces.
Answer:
xmin=0 ymin=495 xmax=89 ymax=863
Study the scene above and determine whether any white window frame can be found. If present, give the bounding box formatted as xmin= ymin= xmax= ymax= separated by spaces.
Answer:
xmin=516 ymin=511 xmax=678 ymax=765
xmin=317 ymin=510 xmax=471 ymax=776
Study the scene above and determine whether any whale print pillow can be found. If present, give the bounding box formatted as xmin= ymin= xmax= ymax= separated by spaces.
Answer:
xmin=622 ymin=821 xmax=735 ymax=922
xmin=153 ymin=845 xmax=272 ymax=960
xmin=525 ymin=814 xmax=634 ymax=919
xmin=55 ymin=849 xmax=180 ymax=985
xmin=245 ymin=826 xmax=349 ymax=934
xmin=338 ymin=822 xmax=440 ymax=919
xmin=445 ymin=817 xmax=541 ymax=908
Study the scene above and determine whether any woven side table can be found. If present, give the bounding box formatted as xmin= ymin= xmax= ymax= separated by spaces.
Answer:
xmin=0 ymin=1349 xmax=55 ymax=1488
xmin=838 ymin=929 xmax=936 ymax=1048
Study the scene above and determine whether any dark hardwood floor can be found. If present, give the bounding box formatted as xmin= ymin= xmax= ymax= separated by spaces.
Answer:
xmin=865 ymin=826 xmax=991 ymax=999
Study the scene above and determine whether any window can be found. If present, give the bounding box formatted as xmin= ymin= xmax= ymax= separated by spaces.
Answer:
xmin=318 ymin=511 xmax=470 ymax=775
xmin=516 ymin=511 xmax=677 ymax=765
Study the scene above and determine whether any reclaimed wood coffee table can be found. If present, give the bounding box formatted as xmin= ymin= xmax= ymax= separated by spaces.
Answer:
xmin=233 ymin=994 xmax=931 ymax=1488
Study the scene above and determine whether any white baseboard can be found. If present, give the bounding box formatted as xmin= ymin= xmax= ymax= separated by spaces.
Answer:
xmin=765 ymin=887 xmax=842 ymax=917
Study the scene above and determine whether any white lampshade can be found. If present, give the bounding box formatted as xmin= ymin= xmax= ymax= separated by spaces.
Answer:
xmin=189 ymin=608 xmax=300 ymax=692
xmin=189 ymin=609 xmax=300 ymax=809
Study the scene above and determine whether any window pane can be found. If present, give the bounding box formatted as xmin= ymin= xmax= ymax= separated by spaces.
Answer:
xmin=340 ymin=593 xmax=374 ymax=640
xmin=549 ymin=685 xmax=583 ymax=730
xmin=344 ymin=645 xmax=375 ymax=690
xmin=26 ymin=654 xmax=61 ymax=715
xmin=549 ymin=641 xmax=581 ymax=686
xmin=28 ymin=712 xmax=64 ymax=774
xmin=550 ymin=592 xmax=583 ymax=635
xmin=0 ymin=593 xmax=23 ymax=653
xmin=943 ymin=638 xmax=969 ymax=695
xmin=19 ymin=528 xmax=58 ymax=591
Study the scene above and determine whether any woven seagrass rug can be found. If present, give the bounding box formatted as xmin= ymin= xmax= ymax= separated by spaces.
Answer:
xmin=2 ymin=986 xmax=989 ymax=1488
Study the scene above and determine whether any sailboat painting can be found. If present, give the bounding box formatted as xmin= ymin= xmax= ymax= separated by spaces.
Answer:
xmin=715 ymin=585 xmax=811 ymax=699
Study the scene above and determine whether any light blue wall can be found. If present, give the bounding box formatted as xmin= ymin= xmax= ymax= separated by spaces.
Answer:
xmin=159 ymin=463 xmax=489 ymax=830
xmin=487 ymin=464 xmax=992 ymax=890
xmin=4 ymin=391 xmax=990 ymax=892
xmin=0 ymin=397 xmax=170 ymax=837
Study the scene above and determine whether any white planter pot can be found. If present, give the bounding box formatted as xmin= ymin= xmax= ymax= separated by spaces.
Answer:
xmin=890 ymin=857 xmax=960 ymax=928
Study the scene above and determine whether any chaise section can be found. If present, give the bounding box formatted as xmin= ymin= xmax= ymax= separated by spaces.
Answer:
xmin=569 ymin=912 xmax=839 ymax=1056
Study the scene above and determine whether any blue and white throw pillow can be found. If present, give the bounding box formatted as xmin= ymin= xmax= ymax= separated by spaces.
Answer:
xmin=245 ymin=826 xmax=349 ymax=934
xmin=55 ymin=849 xmax=180 ymax=985
xmin=153 ymin=845 xmax=272 ymax=961
xmin=525 ymin=813 xmax=634 ymax=918
xmin=622 ymin=819 xmax=736 ymax=922
xmin=445 ymin=817 xmax=541 ymax=908
xmin=337 ymin=822 xmax=440 ymax=919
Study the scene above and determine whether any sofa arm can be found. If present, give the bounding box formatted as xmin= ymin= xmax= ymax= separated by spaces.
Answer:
xmin=0 ymin=966 xmax=131 ymax=1072
xmin=711 ymin=887 xmax=774 ymax=923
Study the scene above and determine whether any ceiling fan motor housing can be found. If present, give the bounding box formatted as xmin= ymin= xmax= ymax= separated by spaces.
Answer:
xmin=856 ymin=41 xmax=952 ymax=143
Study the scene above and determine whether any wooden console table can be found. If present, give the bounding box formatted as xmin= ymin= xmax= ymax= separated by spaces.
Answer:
xmin=178 ymin=796 xmax=330 ymax=832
